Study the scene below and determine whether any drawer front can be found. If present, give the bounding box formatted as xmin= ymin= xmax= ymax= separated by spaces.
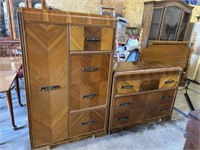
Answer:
xmin=117 ymin=79 xmax=140 ymax=94
xmin=70 ymin=54 xmax=110 ymax=85
xmin=112 ymin=109 xmax=145 ymax=127
xmin=69 ymin=109 xmax=105 ymax=137
xmin=160 ymin=90 xmax=175 ymax=104
xmin=70 ymin=81 xmax=108 ymax=110
xmin=114 ymin=94 xmax=147 ymax=113
xmin=159 ymin=75 xmax=179 ymax=89
xmin=70 ymin=26 xmax=114 ymax=51
xmin=139 ymin=78 xmax=160 ymax=92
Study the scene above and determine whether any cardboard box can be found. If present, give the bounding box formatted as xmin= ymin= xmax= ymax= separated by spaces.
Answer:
xmin=116 ymin=17 xmax=128 ymax=34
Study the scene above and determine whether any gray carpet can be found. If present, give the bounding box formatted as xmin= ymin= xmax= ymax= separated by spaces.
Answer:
xmin=0 ymin=79 xmax=199 ymax=150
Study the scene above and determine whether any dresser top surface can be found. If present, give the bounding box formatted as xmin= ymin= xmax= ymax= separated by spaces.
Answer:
xmin=17 ymin=8 xmax=116 ymax=27
xmin=113 ymin=61 xmax=182 ymax=73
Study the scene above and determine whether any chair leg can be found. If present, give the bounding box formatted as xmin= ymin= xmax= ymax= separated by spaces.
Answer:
xmin=6 ymin=90 xmax=17 ymax=130
xmin=15 ymin=77 xmax=24 ymax=107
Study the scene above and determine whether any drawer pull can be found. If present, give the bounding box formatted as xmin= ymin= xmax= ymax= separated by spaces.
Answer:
xmin=119 ymin=102 xmax=131 ymax=107
xmin=121 ymin=85 xmax=133 ymax=89
xmin=81 ymin=120 xmax=96 ymax=126
xmin=85 ymin=37 xmax=101 ymax=41
xmin=117 ymin=116 xmax=129 ymax=122
xmin=159 ymin=108 xmax=168 ymax=112
xmin=165 ymin=80 xmax=175 ymax=84
xmin=82 ymin=67 xmax=99 ymax=72
xmin=161 ymin=95 xmax=172 ymax=100
xmin=40 ymin=85 xmax=60 ymax=91
xmin=82 ymin=93 xmax=97 ymax=99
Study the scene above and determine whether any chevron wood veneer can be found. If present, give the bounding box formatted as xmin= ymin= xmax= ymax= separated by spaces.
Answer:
xmin=70 ymin=26 xmax=114 ymax=51
xmin=24 ymin=23 xmax=69 ymax=146
xmin=109 ymin=63 xmax=182 ymax=132
xmin=18 ymin=8 xmax=115 ymax=149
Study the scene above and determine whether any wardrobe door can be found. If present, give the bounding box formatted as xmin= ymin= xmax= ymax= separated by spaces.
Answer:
xmin=24 ymin=23 xmax=69 ymax=147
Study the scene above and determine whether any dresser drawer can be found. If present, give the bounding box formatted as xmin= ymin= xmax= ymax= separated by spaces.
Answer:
xmin=70 ymin=54 xmax=110 ymax=85
xmin=70 ymin=26 xmax=114 ymax=51
xmin=159 ymin=90 xmax=175 ymax=104
xmin=114 ymin=94 xmax=147 ymax=113
xmin=116 ymin=79 xmax=140 ymax=94
xmin=70 ymin=81 xmax=108 ymax=110
xmin=112 ymin=109 xmax=145 ymax=127
xmin=139 ymin=78 xmax=160 ymax=92
xmin=159 ymin=75 xmax=179 ymax=89
xmin=69 ymin=109 xmax=105 ymax=137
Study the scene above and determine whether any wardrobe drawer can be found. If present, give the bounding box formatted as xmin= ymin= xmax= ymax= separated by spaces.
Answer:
xmin=114 ymin=94 xmax=147 ymax=113
xmin=70 ymin=54 xmax=110 ymax=85
xmin=70 ymin=26 xmax=114 ymax=51
xmin=69 ymin=109 xmax=105 ymax=137
xmin=159 ymin=75 xmax=179 ymax=89
xmin=116 ymin=79 xmax=140 ymax=94
xmin=70 ymin=81 xmax=108 ymax=110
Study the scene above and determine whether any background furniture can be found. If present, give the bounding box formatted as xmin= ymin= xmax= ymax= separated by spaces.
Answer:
xmin=109 ymin=62 xmax=182 ymax=132
xmin=184 ymin=110 xmax=200 ymax=149
xmin=141 ymin=0 xmax=193 ymax=48
xmin=0 ymin=56 xmax=23 ymax=130
xmin=18 ymin=8 xmax=115 ymax=149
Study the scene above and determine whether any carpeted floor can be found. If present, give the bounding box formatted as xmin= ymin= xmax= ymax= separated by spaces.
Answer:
xmin=0 ymin=79 xmax=199 ymax=150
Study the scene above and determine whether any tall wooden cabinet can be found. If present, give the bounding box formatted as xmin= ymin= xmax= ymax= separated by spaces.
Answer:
xmin=18 ymin=8 xmax=115 ymax=149
xmin=141 ymin=0 xmax=193 ymax=48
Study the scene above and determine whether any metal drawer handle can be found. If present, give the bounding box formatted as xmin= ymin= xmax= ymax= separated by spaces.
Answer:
xmin=82 ymin=67 xmax=99 ymax=72
xmin=81 ymin=120 xmax=96 ymax=126
xmin=40 ymin=85 xmax=60 ymax=91
xmin=82 ymin=93 xmax=98 ymax=99
xmin=119 ymin=102 xmax=131 ymax=107
xmin=85 ymin=37 xmax=101 ymax=41
xmin=159 ymin=108 xmax=168 ymax=112
xmin=117 ymin=116 xmax=129 ymax=122
xmin=161 ymin=95 xmax=172 ymax=100
xmin=165 ymin=80 xmax=175 ymax=84
xmin=121 ymin=85 xmax=133 ymax=89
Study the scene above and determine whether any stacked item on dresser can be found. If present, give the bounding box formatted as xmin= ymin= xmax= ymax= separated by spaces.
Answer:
xmin=115 ymin=17 xmax=139 ymax=62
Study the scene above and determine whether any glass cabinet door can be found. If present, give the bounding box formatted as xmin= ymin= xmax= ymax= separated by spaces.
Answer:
xmin=149 ymin=8 xmax=163 ymax=40
xmin=160 ymin=6 xmax=182 ymax=41
xmin=0 ymin=0 xmax=11 ymax=39
xmin=178 ymin=12 xmax=190 ymax=41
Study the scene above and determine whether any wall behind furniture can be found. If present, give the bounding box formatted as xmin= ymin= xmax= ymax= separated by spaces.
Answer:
xmin=45 ymin=0 xmax=200 ymax=27
xmin=46 ymin=0 xmax=100 ymax=14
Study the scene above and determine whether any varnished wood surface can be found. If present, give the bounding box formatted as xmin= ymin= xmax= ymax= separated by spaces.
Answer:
xmin=24 ymin=23 xmax=69 ymax=147
xmin=69 ymin=109 xmax=105 ymax=137
xmin=141 ymin=42 xmax=191 ymax=71
xmin=0 ymin=57 xmax=22 ymax=71
xmin=70 ymin=26 xmax=114 ymax=51
xmin=0 ymin=71 xmax=17 ymax=92
xmin=18 ymin=8 xmax=116 ymax=27
xmin=70 ymin=54 xmax=110 ymax=110
xmin=184 ymin=110 xmax=200 ymax=149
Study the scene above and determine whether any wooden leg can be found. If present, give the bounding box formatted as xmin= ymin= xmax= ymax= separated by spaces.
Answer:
xmin=6 ymin=90 xmax=17 ymax=130
xmin=15 ymin=77 xmax=24 ymax=107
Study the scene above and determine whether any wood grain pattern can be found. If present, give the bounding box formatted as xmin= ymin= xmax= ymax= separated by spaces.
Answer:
xmin=25 ymin=23 xmax=68 ymax=147
xmin=18 ymin=8 xmax=116 ymax=27
xmin=159 ymin=75 xmax=179 ymax=89
xmin=70 ymin=26 xmax=114 ymax=51
xmin=69 ymin=109 xmax=105 ymax=137
xmin=116 ymin=79 xmax=140 ymax=94
xmin=70 ymin=54 xmax=110 ymax=110
xmin=70 ymin=26 xmax=84 ymax=50
xmin=141 ymin=42 xmax=191 ymax=71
